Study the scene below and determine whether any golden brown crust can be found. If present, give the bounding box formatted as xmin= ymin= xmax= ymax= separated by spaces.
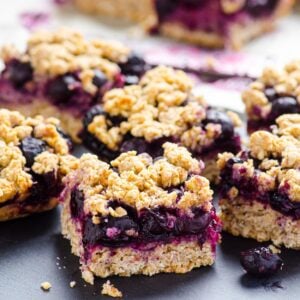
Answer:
xmin=220 ymin=197 xmax=300 ymax=249
xmin=63 ymin=142 xmax=212 ymax=217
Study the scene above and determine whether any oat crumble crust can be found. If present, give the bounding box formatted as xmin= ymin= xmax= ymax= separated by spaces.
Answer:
xmin=101 ymin=280 xmax=123 ymax=298
xmin=88 ymin=66 xmax=241 ymax=150
xmin=0 ymin=28 xmax=131 ymax=93
xmin=63 ymin=142 xmax=213 ymax=218
xmin=0 ymin=109 xmax=76 ymax=205
xmin=218 ymin=114 xmax=300 ymax=202
xmin=243 ymin=60 xmax=300 ymax=120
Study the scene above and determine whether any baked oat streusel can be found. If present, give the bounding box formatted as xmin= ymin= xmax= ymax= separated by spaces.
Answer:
xmin=243 ymin=60 xmax=300 ymax=133
xmin=218 ymin=114 xmax=300 ymax=249
xmin=82 ymin=66 xmax=242 ymax=182
xmin=0 ymin=28 xmax=149 ymax=142
xmin=0 ymin=108 xmax=76 ymax=221
xmin=61 ymin=142 xmax=221 ymax=283
xmin=73 ymin=0 xmax=294 ymax=49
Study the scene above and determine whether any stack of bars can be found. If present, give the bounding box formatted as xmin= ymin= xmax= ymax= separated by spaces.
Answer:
xmin=218 ymin=113 xmax=300 ymax=249
xmin=74 ymin=0 xmax=294 ymax=48
xmin=61 ymin=142 xmax=221 ymax=283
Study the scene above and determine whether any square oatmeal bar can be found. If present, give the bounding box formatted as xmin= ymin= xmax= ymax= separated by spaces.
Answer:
xmin=81 ymin=66 xmax=242 ymax=182
xmin=218 ymin=114 xmax=300 ymax=249
xmin=0 ymin=28 xmax=149 ymax=142
xmin=0 ymin=109 xmax=76 ymax=221
xmin=61 ymin=142 xmax=221 ymax=284
xmin=74 ymin=0 xmax=294 ymax=49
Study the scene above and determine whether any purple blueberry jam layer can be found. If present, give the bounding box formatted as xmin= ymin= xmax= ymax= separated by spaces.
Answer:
xmin=0 ymin=54 xmax=148 ymax=118
xmin=219 ymin=152 xmax=300 ymax=220
xmin=154 ymin=0 xmax=279 ymax=34
xmin=70 ymin=191 xmax=221 ymax=253
xmin=81 ymin=104 xmax=241 ymax=162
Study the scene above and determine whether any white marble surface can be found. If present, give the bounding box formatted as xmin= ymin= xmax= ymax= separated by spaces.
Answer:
xmin=1 ymin=0 xmax=300 ymax=112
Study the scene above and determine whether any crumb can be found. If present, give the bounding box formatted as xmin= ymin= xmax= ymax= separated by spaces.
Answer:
xmin=269 ymin=245 xmax=281 ymax=254
xmin=40 ymin=281 xmax=52 ymax=291
xmin=101 ymin=280 xmax=123 ymax=298
xmin=69 ymin=281 xmax=76 ymax=288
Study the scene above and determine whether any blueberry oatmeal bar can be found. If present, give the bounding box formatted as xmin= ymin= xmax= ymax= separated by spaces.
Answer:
xmin=81 ymin=66 xmax=241 ymax=182
xmin=0 ymin=28 xmax=149 ymax=142
xmin=218 ymin=114 xmax=300 ymax=249
xmin=0 ymin=109 xmax=76 ymax=221
xmin=61 ymin=142 xmax=221 ymax=283
xmin=243 ymin=60 xmax=300 ymax=133
xmin=73 ymin=0 xmax=294 ymax=49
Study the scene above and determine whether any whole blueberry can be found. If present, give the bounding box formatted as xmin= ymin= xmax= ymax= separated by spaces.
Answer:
xmin=120 ymin=138 xmax=149 ymax=154
xmin=264 ymin=87 xmax=277 ymax=102
xmin=46 ymin=74 xmax=77 ymax=103
xmin=245 ymin=0 xmax=278 ymax=17
xmin=240 ymin=246 xmax=283 ymax=277
xmin=119 ymin=54 xmax=148 ymax=77
xmin=203 ymin=109 xmax=234 ymax=139
xmin=7 ymin=60 xmax=33 ymax=88
xmin=92 ymin=70 xmax=107 ymax=88
xmin=83 ymin=105 xmax=106 ymax=128
xmin=20 ymin=137 xmax=47 ymax=167
xmin=270 ymin=96 xmax=299 ymax=119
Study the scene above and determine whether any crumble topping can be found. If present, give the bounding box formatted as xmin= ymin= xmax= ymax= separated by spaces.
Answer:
xmin=221 ymin=0 xmax=246 ymax=14
xmin=242 ymin=61 xmax=300 ymax=119
xmin=218 ymin=114 xmax=300 ymax=202
xmin=64 ymin=143 xmax=212 ymax=217
xmin=0 ymin=109 xmax=69 ymax=154
xmin=101 ymin=280 xmax=123 ymax=298
xmin=40 ymin=281 xmax=52 ymax=291
xmin=0 ymin=141 xmax=32 ymax=203
xmin=1 ymin=28 xmax=131 ymax=93
xmin=0 ymin=109 xmax=73 ymax=205
xmin=88 ymin=66 xmax=239 ymax=150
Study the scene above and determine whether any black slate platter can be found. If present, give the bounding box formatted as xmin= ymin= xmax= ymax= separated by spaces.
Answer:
xmin=1 ymin=127 xmax=300 ymax=300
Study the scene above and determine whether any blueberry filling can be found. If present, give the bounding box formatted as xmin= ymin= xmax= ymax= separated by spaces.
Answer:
xmin=70 ymin=188 xmax=85 ymax=219
xmin=219 ymin=154 xmax=300 ymax=219
xmin=79 ymin=200 xmax=218 ymax=248
xmin=154 ymin=0 xmax=279 ymax=33
xmin=6 ymin=59 xmax=33 ymax=88
xmin=20 ymin=137 xmax=47 ymax=167
xmin=240 ymin=246 xmax=283 ymax=277
xmin=203 ymin=109 xmax=234 ymax=140
xmin=46 ymin=74 xmax=78 ymax=103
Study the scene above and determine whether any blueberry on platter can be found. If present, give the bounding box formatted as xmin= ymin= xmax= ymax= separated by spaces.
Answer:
xmin=61 ymin=142 xmax=221 ymax=284
xmin=240 ymin=246 xmax=283 ymax=277
xmin=0 ymin=28 xmax=149 ymax=142
xmin=0 ymin=108 xmax=75 ymax=221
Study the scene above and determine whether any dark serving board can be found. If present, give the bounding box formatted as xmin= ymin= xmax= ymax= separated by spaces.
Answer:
xmin=1 ymin=119 xmax=300 ymax=300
